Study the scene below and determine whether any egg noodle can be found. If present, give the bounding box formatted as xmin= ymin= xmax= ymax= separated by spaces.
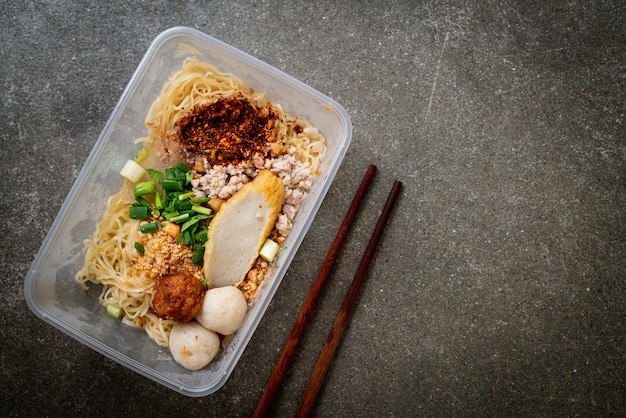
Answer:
xmin=75 ymin=57 xmax=326 ymax=348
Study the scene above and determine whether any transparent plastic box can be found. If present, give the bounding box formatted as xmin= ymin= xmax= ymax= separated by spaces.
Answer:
xmin=24 ymin=27 xmax=351 ymax=397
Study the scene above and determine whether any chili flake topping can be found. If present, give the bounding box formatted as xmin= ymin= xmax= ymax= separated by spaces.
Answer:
xmin=178 ymin=96 xmax=278 ymax=165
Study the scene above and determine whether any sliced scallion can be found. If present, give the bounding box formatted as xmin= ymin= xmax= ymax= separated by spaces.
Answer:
xmin=194 ymin=229 xmax=208 ymax=244
xmin=165 ymin=167 xmax=176 ymax=179
xmin=147 ymin=168 xmax=163 ymax=183
xmin=106 ymin=304 xmax=124 ymax=319
xmin=134 ymin=242 xmax=145 ymax=254
xmin=139 ymin=222 xmax=159 ymax=233
xmin=175 ymin=199 xmax=192 ymax=212
xmin=178 ymin=191 xmax=196 ymax=201
xmin=154 ymin=191 xmax=163 ymax=209
xmin=168 ymin=213 xmax=190 ymax=223
xmin=193 ymin=245 xmax=205 ymax=266
xmin=134 ymin=181 xmax=156 ymax=197
xmin=180 ymin=214 xmax=209 ymax=233
xmin=185 ymin=171 xmax=194 ymax=185
xmin=135 ymin=196 xmax=151 ymax=207
xmin=119 ymin=159 xmax=146 ymax=183
xmin=161 ymin=179 xmax=183 ymax=191
xmin=164 ymin=211 xmax=180 ymax=220
xmin=135 ymin=148 xmax=148 ymax=163
xmin=191 ymin=205 xmax=213 ymax=216
xmin=259 ymin=238 xmax=280 ymax=262
xmin=183 ymin=229 xmax=194 ymax=245
xmin=129 ymin=205 xmax=150 ymax=219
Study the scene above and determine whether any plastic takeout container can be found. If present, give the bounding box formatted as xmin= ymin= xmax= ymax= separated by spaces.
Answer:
xmin=24 ymin=27 xmax=351 ymax=397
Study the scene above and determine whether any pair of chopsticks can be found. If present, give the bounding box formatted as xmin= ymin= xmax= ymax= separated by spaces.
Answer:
xmin=253 ymin=164 xmax=402 ymax=417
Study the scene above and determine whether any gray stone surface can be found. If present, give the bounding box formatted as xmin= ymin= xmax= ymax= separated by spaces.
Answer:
xmin=2 ymin=1 xmax=624 ymax=416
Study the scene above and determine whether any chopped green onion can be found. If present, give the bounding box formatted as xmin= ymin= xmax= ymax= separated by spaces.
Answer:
xmin=183 ymin=229 xmax=194 ymax=245
xmin=147 ymin=168 xmax=163 ymax=183
xmin=181 ymin=214 xmax=209 ymax=232
xmin=135 ymin=196 xmax=151 ymax=207
xmin=178 ymin=191 xmax=196 ymax=201
xmin=164 ymin=211 xmax=180 ymax=220
xmin=154 ymin=191 xmax=163 ymax=209
xmin=123 ymin=163 xmax=216 ymax=268
xmin=166 ymin=166 xmax=187 ymax=181
xmin=134 ymin=181 xmax=156 ymax=197
xmin=106 ymin=304 xmax=124 ymax=319
xmin=200 ymin=277 xmax=208 ymax=289
xmin=167 ymin=191 xmax=182 ymax=200
xmin=176 ymin=199 xmax=192 ymax=211
xmin=140 ymin=222 xmax=159 ymax=233
xmin=161 ymin=179 xmax=183 ymax=191
xmin=260 ymin=238 xmax=280 ymax=262
xmin=119 ymin=159 xmax=146 ymax=183
xmin=135 ymin=148 xmax=148 ymax=163
xmin=191 ymin=205 xmax=213 ymax=216
xmin=179 ymin=209 xmax=196 ymax=217
xmin=168 ymin=213 xmax=190 ymax=223
xmin=165 ymin=167 xmax=177 ymax=180
xmin=180 ymin=218 xmax=200 ymax=233
xmin=134 ymin=242 xmax=145 ymax=254
xmin=164 ymin=201 xmax=176 ymax=213
xmin=193 ymin=245 xmax=205 ymax=266
xmin=194 ymin=229 xmax=208 ymax=244
xmin=129 ymin=205 xmax=150 ymax=219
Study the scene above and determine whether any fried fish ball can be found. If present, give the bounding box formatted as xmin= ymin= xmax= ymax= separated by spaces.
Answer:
xmin=152 ymin=270 xmax=205 ymax=322
xmin=169 ymin=321 xmax=220 ymax=370
xmin=195 ymin=286 xmax=248 ymax=335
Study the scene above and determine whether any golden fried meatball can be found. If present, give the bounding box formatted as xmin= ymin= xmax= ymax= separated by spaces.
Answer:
xmin=152 ymin=270 xmax=206 ymax=322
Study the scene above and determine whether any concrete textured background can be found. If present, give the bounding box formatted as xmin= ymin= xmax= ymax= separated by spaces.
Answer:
xmin=2 ymin=1 xmax=624 ymax=416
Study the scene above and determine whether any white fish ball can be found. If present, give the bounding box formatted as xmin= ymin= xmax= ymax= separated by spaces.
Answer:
xmin=169 ymin=321 xmax=220 ymax=370
xmin=195 ymin=286 xmax=247 ymax=335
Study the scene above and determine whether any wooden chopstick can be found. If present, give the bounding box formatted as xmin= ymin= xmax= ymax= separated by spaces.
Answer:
xmin=294 ymin=179 xmax=403 ymax=418
xmin=253 ymin=164 xmax=377 ymax=418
